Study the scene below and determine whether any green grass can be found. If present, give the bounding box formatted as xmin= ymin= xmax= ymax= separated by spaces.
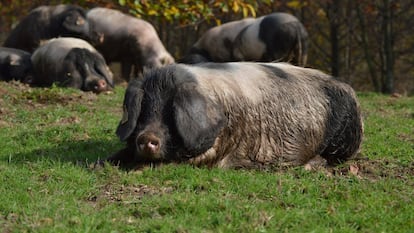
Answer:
xmin=0 ymin=81 xmax=413 ymax=232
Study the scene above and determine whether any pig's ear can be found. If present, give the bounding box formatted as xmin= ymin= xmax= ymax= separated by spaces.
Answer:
xmin=94 ymin=55 xmax=114 ymax=87
xmin=116 ymin=79 xmax=144 ymax=141
xmin=173 ymin=82 xmax=225 ymax=156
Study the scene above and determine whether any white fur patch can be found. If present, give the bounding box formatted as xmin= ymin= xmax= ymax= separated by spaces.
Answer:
xmin=32 ymin=37 xmax=96 ymax=65
xmin=233 ymin=18 xmax=266 ymax=60
xmin=180 ymin=62 xmax=273 ymax=105
xmin=195 ymin=18 xmax=256 ymax=61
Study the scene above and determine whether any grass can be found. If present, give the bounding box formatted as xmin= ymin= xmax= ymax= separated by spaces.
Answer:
xmin=0 ymin=81 xmax=413 ymax=233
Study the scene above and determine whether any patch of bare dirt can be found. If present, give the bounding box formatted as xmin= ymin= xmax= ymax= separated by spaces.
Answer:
xmin=54 ymin=116 xmax=81 ymax=125
xmin=88 ymin=183 xmax=174 ymax=205
xmin=397 ymin=132 xmax=414 ymax=144
xmin=327 ymin=157 xmax=414 ymax=182
xmin=22 ymin=89 xmax=98 ymax=106
xmin=0 ymin=80 xmax=102 ymax=107
xmin=0 ymin=212 xmax=19 ymax=233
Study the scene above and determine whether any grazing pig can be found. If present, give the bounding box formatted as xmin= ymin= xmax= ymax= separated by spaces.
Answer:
xmin=3 ymin=4 xmax=95 ymax=53
xmin=0 ymin=47 xmax=33 ymax=82
xmin=86 ymin=7 xmax=175 ymax=81
xmin=179 ymin=18 xmax=256 ymax=63
xmin=31 ymin=37 xmax=114 ymax=93
xmin=181 ymin=12 xmax=308 ymax=66
xmin=233 ymin=13 xmax=308 ymax=66
xmin=106 ymin=62 xmax=363 ymax=170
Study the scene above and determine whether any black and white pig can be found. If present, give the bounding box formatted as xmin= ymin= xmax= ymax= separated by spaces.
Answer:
xmin=31 ymin=37 xmax=114 ymax=93
xmin=105 ymin=62 xmax=363 ymax=170
xmin=233 ymin=13 xmax=308 ymax=66
xmin=179 ymin=18 xmax=256 ymax=64
xmin=0 ymin=47 xmax=33 ymax=82
xmin=3 ymin=4 xmax=96 ymax=53
xmin=86 ymin=7 xmax=175 ymax=81
xmin=180 ymin=12 xmax=308 ymax=66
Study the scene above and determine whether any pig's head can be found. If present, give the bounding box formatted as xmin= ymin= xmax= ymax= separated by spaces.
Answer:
xmin=5 ymin=53 xmax=34 ymax=83
xmin=60 ymin=48 xmax=114 ymax=93
xmin=116 ymin=66 xmax=225 ymax=163
xmin=54 ymin=5 xmax=93 ymax=41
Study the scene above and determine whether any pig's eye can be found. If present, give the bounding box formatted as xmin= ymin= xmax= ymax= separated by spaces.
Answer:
xmin=66 ymin=72 xmax=72 ymax=77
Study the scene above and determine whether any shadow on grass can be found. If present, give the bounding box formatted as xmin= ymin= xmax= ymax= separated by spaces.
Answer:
xmin=5 ymin=139 xmax=125 ymax=168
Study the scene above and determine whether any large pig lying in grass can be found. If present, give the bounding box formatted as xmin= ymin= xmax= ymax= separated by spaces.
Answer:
xmin=31 ymin=37 xmax=114 ymax=93
xmin=105 ymin=62 xmax=363 ymax=169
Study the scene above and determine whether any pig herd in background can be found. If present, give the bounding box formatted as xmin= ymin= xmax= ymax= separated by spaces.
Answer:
xmin=0 ymin=4 xmax=175 ymax=93
xmin=0 ymin=4 xmax=308 ymax=92
xmin=0 ymin=4 xmax=364 ymax=170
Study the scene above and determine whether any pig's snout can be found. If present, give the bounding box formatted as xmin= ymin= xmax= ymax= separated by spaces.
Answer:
xmin=92 ymin=79 xmax=107 ymax=93
xmin=136 ymin=132 xmax=161 ymax=157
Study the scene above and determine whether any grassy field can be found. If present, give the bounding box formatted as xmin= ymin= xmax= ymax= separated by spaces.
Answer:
xmin=0 ymin=81 xmax=413 ymax=233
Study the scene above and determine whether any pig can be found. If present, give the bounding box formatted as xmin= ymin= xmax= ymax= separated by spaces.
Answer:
xmin=0 ymin=47 xmax=33 ymax=82
xmin=86 ymin=7 xmax=175 ymax=81
xmin=179 ymin=18 xmax=256 ymax=63
xmin=31 ymin=37 xmax=114 ymax=93
xmin=3 ymin=4 xmax=96 ymax=53
xmin=105 ymin=62 xmax=363 ymax=170
xmin=180 ymin=12 xmax=308 ymax=66
xmin=233 ymin=12 xmax=308 ymax=66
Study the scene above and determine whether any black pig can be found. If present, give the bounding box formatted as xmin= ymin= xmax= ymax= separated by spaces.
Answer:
xmin=3 ymin=4 xmax=95 ymax=53
xmin=0 ymin=47 xmax=33 ymax=82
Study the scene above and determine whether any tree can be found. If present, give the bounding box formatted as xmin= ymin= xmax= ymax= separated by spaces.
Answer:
xmin=356 ymin=1 xmax=381 ymax=91
xmin=326 ymin=0 xmax=340 ymax=77
xmin=381 ymin=0 xmax=395 ymax=94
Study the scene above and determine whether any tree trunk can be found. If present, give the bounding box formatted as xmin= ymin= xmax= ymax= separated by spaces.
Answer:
xmin=382 ymin=0 xmax=395 ymax=93
xmin=327 ymin=0 xmax=340 ymax=77
xmin=356 ymin=3 xmax=380 ymax=92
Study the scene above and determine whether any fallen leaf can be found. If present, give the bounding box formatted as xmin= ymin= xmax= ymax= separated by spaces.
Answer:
xmin=349 ymin=164 xmax=359 ymax=176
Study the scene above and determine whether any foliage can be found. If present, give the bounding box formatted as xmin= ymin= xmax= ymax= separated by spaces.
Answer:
xmin=119 ymin=0 xmax=266 ymax=25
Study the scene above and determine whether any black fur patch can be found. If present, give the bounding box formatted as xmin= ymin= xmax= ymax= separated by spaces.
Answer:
xmin=319 ymin=85 xmax=363 ymax=164
xmin=179 ymin=47 xmax=212 ymax=64
xmin=258 ymin=14 xmax=306 ymax=61
xmin=0 ymin=49 xmax=32 ymax=81
xmin=258 ymin=64 xmax=292 ymax=80
xmin=173 ymin=79 xmax=226 ymax=157
xmin=116 ymin=78 xmax=144 ymax=141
